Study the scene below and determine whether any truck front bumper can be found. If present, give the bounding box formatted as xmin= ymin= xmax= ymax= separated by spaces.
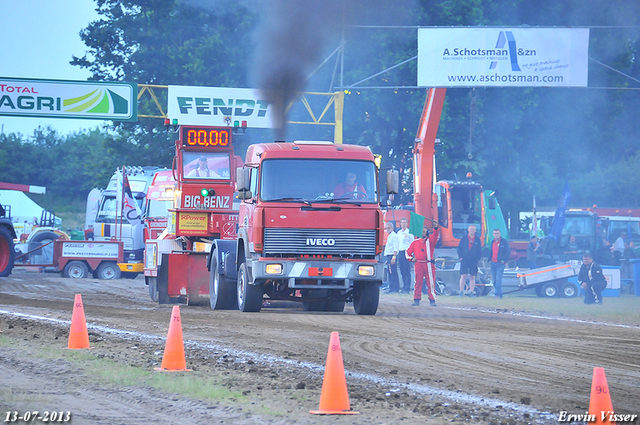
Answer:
xmin=250 ymin=258 xmax=383 ymax=289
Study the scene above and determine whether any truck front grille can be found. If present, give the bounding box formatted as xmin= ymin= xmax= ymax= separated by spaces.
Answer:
xmin=263 ymin=228 xmax=376 ymax=258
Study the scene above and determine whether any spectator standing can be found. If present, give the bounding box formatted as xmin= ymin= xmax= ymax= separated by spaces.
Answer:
xmin=578 ymin=251 xmax=607 ymax=305
xmin=457 ymin=225 xmax=482 ymax=296
xmin=406 ymin=224 xmax=439 ymax=307
xmin=527 ymin=235 xmax=539 ymax=269
xmin=383 ymin=222 xmax=400 ymax=293
xmin=612 ymin=233 xmax=626 ymax=266
xmin=396 ymin=217 xmax=414 ymax=293
xmin=486 ymin=229 xmax=510 ymax=299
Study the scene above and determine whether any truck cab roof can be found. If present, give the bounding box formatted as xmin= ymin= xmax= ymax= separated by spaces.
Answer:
xmin=245 ymin=142 xmax=374 ymax=165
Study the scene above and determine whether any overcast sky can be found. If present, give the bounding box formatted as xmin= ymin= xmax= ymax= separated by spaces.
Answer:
xmin=0 ymin=0 xmax=103 ymax=136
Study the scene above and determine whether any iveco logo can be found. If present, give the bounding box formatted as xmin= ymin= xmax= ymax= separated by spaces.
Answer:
xmin=305 ymin=238 xmax=336 ymax=246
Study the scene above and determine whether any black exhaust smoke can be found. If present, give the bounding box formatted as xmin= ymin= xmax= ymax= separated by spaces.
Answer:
xmin=252 ymin=0 xmax=341 ymax=140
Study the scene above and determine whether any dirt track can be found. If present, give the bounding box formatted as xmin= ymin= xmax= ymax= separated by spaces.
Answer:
xmin=1 ymin=269 xmax=638 ymax=424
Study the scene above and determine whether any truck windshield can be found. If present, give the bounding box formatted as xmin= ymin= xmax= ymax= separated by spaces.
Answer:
xmin=96 ymin=196 xmax=144 ymax=223
xmin=147 ymin=199 xmax=173 ymax=218
xmin=260 ymin=159 xmax=378 ymax=203
xmin=183 ymin=152 xmax=231 ymax=180
xmin=609 ymin=220 xmax=640 ymax=241
xmin=449 ymin=185 xmax=483 ymax=239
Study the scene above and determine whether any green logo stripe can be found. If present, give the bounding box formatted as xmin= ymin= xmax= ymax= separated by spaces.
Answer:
xmin=63 ymin=88 xmax=98 ymax=107
xmin=65 ymin=89 xmax=105 ymax=113
xmin=88 ymin=91 xmax=111 ymax=113
xmin=108 ymin=89 xmax=129 ymax=114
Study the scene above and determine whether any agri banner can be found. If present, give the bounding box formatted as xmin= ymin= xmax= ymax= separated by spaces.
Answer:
xmin=0 ymin=77 xmax=137 ymax=120
xmin=417 ymin=28 xmax=589 ymax=87
xmin=167 ymin=86 xmax=274 ymax=128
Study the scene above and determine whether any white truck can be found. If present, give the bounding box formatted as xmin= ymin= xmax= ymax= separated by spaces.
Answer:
xmin=89 ymin=166 xmax=164 ymax=277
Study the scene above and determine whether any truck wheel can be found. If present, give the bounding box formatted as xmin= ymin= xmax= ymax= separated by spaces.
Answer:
xmin=353 ymin=281 xmax=380 ymax=315
xmin=96 ymin=261 xmax=122 ymax=280
xmin=210 ymin=255 xmax=237 ymax=310
xmin=302 ymin=289 xmax=328 ymax=311
xmin=64 ymin=261 xmax=88 ymax=279
xmin=535 ymin=284 xmax=544 ymax=297
xmin=237 ymin=262 xmax=263 ymax=312
xmin=561 ymin=282 xmax=578 ymax=298
xmin=541 ymin=282 xmax=559 ymax=298
xmin=0 ymin=227 xmax=15 ymax=277
xmin=147 ymin=277 xmax=159 ymax=302
xmin=479 ymin=277 xmax=492 ymax=296
xmin=325 ymin=300 xmax=346 ymax=312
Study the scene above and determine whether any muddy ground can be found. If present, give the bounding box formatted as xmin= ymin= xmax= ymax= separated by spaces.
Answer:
xmin=0 ymin=269 xmax=638 ymax=425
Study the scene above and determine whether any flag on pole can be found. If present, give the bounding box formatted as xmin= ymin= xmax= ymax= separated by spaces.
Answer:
xmin=117 ymin=169 xmax=143 ymax=227
xmin=548 ymin=181 xmax=571 ymax=241
xmin=409 ymin=211 xmax=426 ymax=238
xmin=531 ymin=196 xmax=538 ymax=237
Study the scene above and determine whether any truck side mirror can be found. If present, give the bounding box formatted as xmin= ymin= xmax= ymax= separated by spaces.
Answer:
xmin=237 ymin=190 xmax=253 ymax=200
xmin=236 ymin=167 xmax=251 ymax=191
xmin=236 ymin=167 xmax=252 ymax=200
xmin=386 ymin=170 xmax=399 ymax=194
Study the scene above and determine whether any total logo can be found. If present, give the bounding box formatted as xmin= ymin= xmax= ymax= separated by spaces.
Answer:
xmin=183 ymin=195 xmax=230 ymax=209
xmin=305 ymin=238 xmax=336 ymax=246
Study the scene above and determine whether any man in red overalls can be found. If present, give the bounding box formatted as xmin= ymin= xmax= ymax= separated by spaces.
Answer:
xmin=406 ymin=224 xmax=439 ymax=307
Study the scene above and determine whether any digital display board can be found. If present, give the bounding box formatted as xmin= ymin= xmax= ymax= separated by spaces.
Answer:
xmin=180 ymin=126 xmax=231 ymax=148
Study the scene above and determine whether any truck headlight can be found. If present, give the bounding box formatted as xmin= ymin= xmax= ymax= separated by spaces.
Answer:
xmin=357 ymin=265 xmax=375 ymax=276
xmin=265 ymin=264 xmax=283 ymax=275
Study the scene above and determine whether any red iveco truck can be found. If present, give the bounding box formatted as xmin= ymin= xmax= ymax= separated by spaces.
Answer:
xmin=145 ymin=125 xmax=397 ymax=315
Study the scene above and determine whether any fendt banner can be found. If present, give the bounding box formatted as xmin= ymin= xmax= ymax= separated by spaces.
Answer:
xmin=167 ymin=86 xmax=274 ymax=128
xmin=417 ymin=28 xmax=589 ymax=87
xmin=0 ymin=78 xmax=137 ymax=121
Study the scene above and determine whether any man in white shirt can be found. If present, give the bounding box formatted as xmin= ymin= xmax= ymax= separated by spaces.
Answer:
xmin=612 ymin=232 xmax=626 ymax=265
xmin=383 ymin=221 xmax=400 ymax=292
xmin=397 ymin=217 xmax=415 ymax=293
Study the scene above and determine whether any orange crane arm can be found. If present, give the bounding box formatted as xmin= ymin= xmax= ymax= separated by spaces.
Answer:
xmin=413 ymin=88 xmax=446 ymax=223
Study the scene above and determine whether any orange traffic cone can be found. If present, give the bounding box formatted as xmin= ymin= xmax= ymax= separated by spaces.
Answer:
xmin=310 ymin=331 xmax=358 ymax=415
xmin=68 ymin=294 xmax=90 ymax=349
xmin=589 ymin=367 xmax=616 ymax=424
xmin=155 ymin=306 xmax=191 ymax=372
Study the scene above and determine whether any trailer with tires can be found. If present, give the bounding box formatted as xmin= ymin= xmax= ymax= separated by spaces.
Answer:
xmin=15 ymin=239 xmax=124 ymax=280
xmin=516 ymin=262 xmax=581 ymax=298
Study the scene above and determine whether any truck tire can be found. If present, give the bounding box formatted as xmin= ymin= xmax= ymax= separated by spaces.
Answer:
xmin=325 ymin=300 xmax=346 ymax=312
xmin=210 ymin=255 xmax=237 ymax=310
xmin=237 ymin=262 xmax=263 ymax=312
xmin=63 ymin=261 xmax=88 ymax=279
xmin=561 ymin=282 xmax=579 ymax=298
xmin=535 ymin=284 xmax=544 ymax=297
xmin=0 ymin=227 xmax=15 ymax=277
xmin=96 ymin=261 xmax=121 ymax=280
xmin=147 ymin=277 xmax=159 ymax=302
xmin=353 ymin=281 xmax=380 ymax=315
xmin=302 ymin=289 xmax=328 ymax=311
xmin=541 ymin=282 xmax=559 ymax=298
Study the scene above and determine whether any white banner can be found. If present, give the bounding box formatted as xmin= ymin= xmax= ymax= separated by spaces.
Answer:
xmin=0 ymin=78 xmax=137 ymax=120
xmin=61 ymin=242 xmax=120 ymax=258
xmin=167 ymin=86 xmax=274 ymax=128
xmin=418 ymin=28 xmax=589 ymax=87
